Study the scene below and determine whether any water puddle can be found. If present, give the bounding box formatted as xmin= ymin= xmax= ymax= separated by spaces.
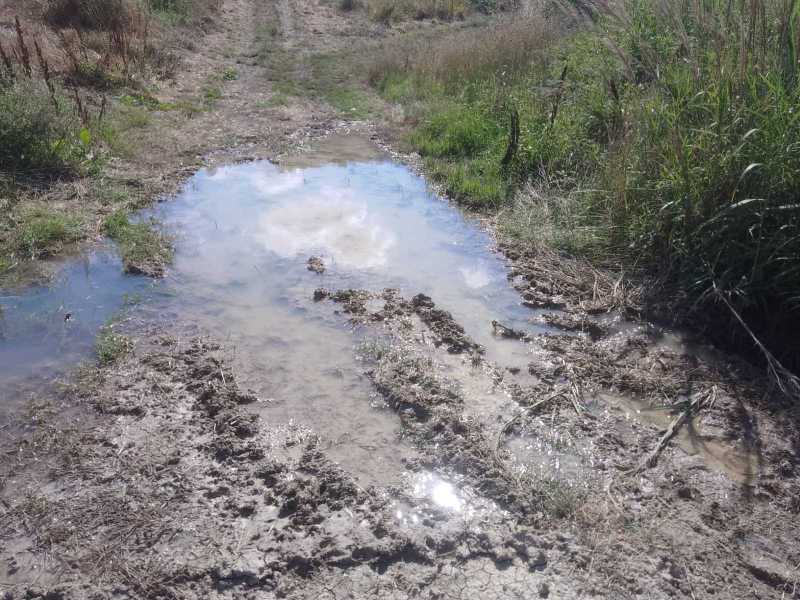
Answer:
xmin=0 ymin=248 xmax=155 ymax=416
xmin=595 ymin=392 xmax=758 ymax=483
xmin=1 ymin=137 xmax=545 ymax=485
xmin=391 ymin=471 xmax=501 ymax=530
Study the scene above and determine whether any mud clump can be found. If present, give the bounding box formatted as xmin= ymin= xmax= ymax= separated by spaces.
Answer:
xmin=0 ymin=330 xmax=576 ymax=599
xmin=492 ymin=320 xmax=529 ymax=340
xmin=411 ymin=293 xmax=483 ymax=354
xmin=321 ymin=288 xmax=483 ymax=355
xmin=306 ymin=256 xmax=325 ymax=274
xmin=329 ymin=288 xmax=372 ymax=314
xmin=538 ymin=313 xmax=608 ymax=339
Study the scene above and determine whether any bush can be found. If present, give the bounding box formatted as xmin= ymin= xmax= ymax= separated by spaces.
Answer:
xmin=0 ymin=81 xmax=90 ymax=172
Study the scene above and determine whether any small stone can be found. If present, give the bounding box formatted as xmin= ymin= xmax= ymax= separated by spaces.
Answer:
xmin=307 ymin=256 xmax=325 ymax=274
xmin=538 ymin=581 xmax=550 ymax=598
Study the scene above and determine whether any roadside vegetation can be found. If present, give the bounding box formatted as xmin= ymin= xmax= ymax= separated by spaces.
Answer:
xmin=343 ymin=0 xmax=517 ymax=23
xmin=95 ymin=322 xmax=133 ymax=364
xmin=103 ymin=210 xmax=172 ymax=276
xmin=0 ymin=0 xmax=219 ymax=280
xmin=369 ymin=0 xmax=800 ymax=379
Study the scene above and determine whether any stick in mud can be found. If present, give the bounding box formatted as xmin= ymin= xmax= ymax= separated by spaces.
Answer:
xmin=635 ymin=386 xmax=717 ymax=472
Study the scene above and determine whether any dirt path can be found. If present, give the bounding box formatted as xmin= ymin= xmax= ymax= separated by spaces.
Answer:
xmin=108 ymin=0 xmax=342 ymax=191
xmin=2 ymin=1 xmax=800 ymax=599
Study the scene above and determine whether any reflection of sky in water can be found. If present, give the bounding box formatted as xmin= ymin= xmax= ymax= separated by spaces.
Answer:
xmin=393 ymin=471 xmax=502 ymax=528
xmin=459 ymin=265 xmax=491 ymax=289
xmin=166 ymin=160 xmax=540 ymax=353
xmin=149 ymin=159 xmax=543 ymax=483
xmin=256 ymin=190 xmax=396 ymax=269
xmin=3 ymin=158 xmax=544 ymax=483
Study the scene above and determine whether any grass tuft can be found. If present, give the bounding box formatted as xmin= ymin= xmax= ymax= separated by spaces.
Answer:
xmin=104 ymin=210 xmax=172 ymax=276
xmin=96 ymin=325 xmax=133 ymax=365
xmin=17 ymin=209 xmax=83 ymax=259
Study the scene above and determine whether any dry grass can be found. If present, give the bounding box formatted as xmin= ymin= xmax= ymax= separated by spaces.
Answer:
xmin=368 ymin=10 xmax=553 ymax=87
xmin=368 ymin=0 xmax=468 ymax=23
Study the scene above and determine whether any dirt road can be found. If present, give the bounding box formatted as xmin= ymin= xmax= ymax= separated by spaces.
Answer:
xmin=1 ymin=1 xmax=800 ymax=599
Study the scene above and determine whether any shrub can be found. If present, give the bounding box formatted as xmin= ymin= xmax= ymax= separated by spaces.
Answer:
xmin=0 ymin=81 xmax=90 ymax=172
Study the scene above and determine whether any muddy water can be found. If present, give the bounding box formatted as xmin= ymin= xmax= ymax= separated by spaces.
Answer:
xmin=145 ymin=154 xmax=544 ymax=485
xmin=0 ymin=249 xmax=154 ymax=415
xmin=595 ymin=392 xmax=758 ymax=483
xmin=1 ymin=137 xmax=754 ymax=492
xmin=0 ymin=139 xmax=544 ymax=485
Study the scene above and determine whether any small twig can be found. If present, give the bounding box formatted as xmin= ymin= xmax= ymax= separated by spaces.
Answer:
xmin=569 ymin=381 xmax=584 ymax=415
xmin=635 ymin=387 xmax=717 ymax=472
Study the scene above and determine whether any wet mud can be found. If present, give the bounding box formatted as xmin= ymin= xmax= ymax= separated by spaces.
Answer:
xmin=2 ymin=136 xmax=800 ymax=599
xmin=3 ymin=278 xmax=799 ymax=599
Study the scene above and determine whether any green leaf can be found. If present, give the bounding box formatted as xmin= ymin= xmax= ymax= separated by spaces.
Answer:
xmin=79 ymin=128 xmax=92 ymax=147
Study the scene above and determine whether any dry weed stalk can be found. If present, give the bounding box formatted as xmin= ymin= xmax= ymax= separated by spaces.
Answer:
xmin=13 ymin=17 xmax=32 ymax=78
xmin=32 ymin=37 xmax=58 ymax=108
xmin=0 ymin=39 xmax=14 ymax=80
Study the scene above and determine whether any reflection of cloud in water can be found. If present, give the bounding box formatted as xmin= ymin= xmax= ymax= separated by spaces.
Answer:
xmin=459 ymin=265 xmax=491 ymax=289
xmin=252 ymin=170 xmax=304 ymax=196
xmin=207 ymin=165 xmax=304 ymax=197
xmin=256 ymin=188 xmax=395 ymax=269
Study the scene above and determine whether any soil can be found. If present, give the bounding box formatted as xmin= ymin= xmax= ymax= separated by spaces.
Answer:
xmin=2 ymin=1 xmax=800 ymax=599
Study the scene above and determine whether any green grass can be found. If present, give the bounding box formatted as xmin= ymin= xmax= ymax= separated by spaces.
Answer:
xmin=96 ymin=325 xmax=133 ymax=365
xmin=0 ymin=81 xmax=92 ymax=173
xmin=97 ymin=103 xmax=152 ymax=158
xmin=16 ymin=209 xmax=84 ymax=259
xmin=370 ymin=1 xmax=800 ymax=371
xmin=203 ymin=82 xmax=223 ymax=106
xmin=104 ymin=210 xmax=173 ymax=275
xmin=323 ymin=86 xmax=376 ymax=118
xmin=148 ymin=0 xmax=193 ymax=25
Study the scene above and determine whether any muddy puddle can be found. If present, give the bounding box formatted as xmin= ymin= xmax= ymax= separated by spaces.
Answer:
xmin=1 ymin=135 xmax=757 ymax=496
xmin=146 ymin=155 xmax=547 ymax=485
xmin=0 ymin=139 xmax=548 ymax=486
xmin=593 ymin=392 xmax=758 ymax=483
xmin=0 ymin=248 xmax=155 ymax=416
